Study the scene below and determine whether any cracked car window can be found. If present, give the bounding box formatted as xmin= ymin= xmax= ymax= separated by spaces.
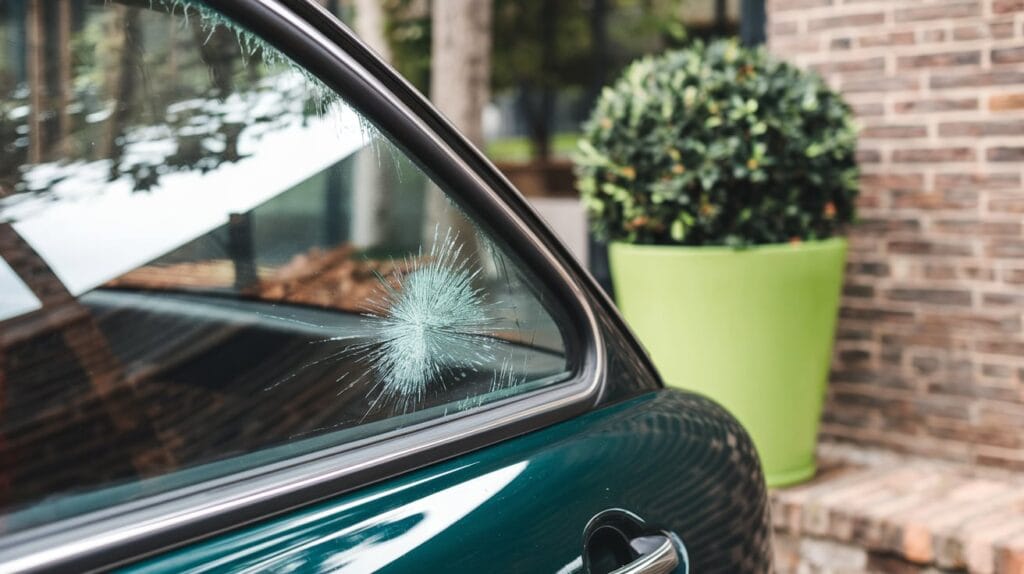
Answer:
xmin=0 ymin=0 xmax=571 ymax=533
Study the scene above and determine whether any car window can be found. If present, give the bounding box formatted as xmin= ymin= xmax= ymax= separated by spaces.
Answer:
xmin=0 ymin=0 xmax=572 ymax=534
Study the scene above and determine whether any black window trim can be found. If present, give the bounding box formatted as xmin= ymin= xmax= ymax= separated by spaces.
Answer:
xmin=0 ymin=0 xmax=610 ymax=571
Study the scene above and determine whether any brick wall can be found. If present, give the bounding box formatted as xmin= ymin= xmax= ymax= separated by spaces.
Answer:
xmin=767 ymin=0 xmax=1024 ymax=468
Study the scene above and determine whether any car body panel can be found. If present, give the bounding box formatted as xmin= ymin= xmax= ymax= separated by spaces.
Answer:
xmin=122 ymin=391 xmax=771 ymax=573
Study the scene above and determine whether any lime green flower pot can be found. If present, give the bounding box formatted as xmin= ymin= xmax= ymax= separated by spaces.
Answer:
xmin=610 ymin=238 xmax=846 ymax=487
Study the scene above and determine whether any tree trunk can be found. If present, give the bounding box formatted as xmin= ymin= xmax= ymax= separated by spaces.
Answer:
xmin=351 ymin=0 xmax=393 ymax=248
xmin=102 ymin=6 xmax=141 ymax=180
xmin=352 ymin=0 xmax=391 ymax=61
xmin=425 ymin=0 xmax=492 ymax=266
xmin=58 ymin=0 xmax=73 ymax=156
xmin=589 ymin=0 xmax=609 ymax=103
xmin=26 ymin=0 xmax=45 ymax=165
xmin=534 ymin=0 xmax=556 ymax=163
xmin=429 ymin=0 xmax=492 ymax=148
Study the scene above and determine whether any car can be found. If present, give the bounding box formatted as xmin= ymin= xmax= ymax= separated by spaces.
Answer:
xmin=0 ymin=1 xmax=772 ymax=572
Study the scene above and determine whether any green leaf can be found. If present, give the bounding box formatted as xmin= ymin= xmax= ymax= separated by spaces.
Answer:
xmin=670 ymin=218 xmax=686 ymax=241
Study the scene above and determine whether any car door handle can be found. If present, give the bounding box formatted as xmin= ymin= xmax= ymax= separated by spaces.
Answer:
xmin=582 ymin=509 xmax=687 ymax=574
xmin=609 ymin=534 xmax=679 ymax=574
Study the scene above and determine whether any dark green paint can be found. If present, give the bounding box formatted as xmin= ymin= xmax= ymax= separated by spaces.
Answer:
xmin=123 ymin=390 xmax=771 ymax=573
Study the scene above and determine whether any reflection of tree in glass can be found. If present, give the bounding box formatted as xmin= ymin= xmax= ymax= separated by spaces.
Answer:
xmin=0 ymin=1 xmax=335 ymax=209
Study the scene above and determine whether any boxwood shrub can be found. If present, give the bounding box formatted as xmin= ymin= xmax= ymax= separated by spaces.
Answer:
xmin=575 ymin=39 xmax=858 ymax=247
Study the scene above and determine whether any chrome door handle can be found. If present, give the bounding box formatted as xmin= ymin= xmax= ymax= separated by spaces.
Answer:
xmin=609 ymin=534 xmax=679 ymax=574
xmin=582 ymin=509 xmax=687 ymax=574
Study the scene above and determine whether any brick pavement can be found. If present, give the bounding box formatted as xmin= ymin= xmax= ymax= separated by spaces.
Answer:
xmin=773 ymin=444 xmax=1024 ymax=573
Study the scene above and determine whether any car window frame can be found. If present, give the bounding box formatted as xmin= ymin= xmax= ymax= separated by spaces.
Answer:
xmin=0 ymin=1 xmax=607 ymax=571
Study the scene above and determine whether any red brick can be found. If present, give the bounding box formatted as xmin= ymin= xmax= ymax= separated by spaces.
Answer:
xmin=770 ymin=20 xmax=799 ymax=37
xmin=993 ymin=46 xmax=1024 ymax=65
xmin=810 ymin=56 xmax=886 ymax=74
xmin=767 ymin=0 xmax=1024 ymax=473
xmin=862 ymin=173 xmax=926 ymax=191
xmin=934 ymin=173 xmax=1020 ymax=191
xmin=931 ymin=71 xmax=1024 ymax=89
xmin=988 ymin=197 xmax=1024 ymax=214
xmin=830 ymin=37 xmax=852 ymax=51
xmin=888 ymin=240 xmax=973 ymax=256
xmin=994 ymin=0 xmax=1024 ymax=11
xmin=860 ymin=125 xmax=927 ymax=139
xmin=976 ymin=340 xmax=1024 ymax=356
xmin=989 ymin=240 xmax=1024 ymax=258
xmin=952 ymin=21 xmax=1016 ymax=40
xmin=850 ymin=101 xmax=885 ymax=117
xmin=772 ymin=0 xmax=834 ymax=11
xmin=981 ymin=363 xmax=1015 ymax=378
xmin=938 ymin=120 xmax=1024 ymax=136
xmin=848 ymin=261 xmax=891 ymax=276
xmin=891 ymin=190 xmax=977 ymax=210
xmin=920 ymin=311 xmax=1018 ymax=333
xmin=988 ymin=147 xmax=1024 ymax=162
xmin=857 ymin=31 xmax=916 ymax=48
xmin=933 ymin=219 xmax=1022 ymax=236
xmin=897 ymin=50 xmax=981 ymax=70
xmin=894 ymin=98 xmax=978 ymax=113
xmin=892 ymin=147 xmax=976 ymax=163
xmin=922 ymin=265 xmax=958 ymax=280
xmin=843 ymin=76 xmax=920 ymax=93
xmin=895 ymin=2 xmax=980 ymax=22
xmin=856 ymin=148 xmax=882 ymax=163
xmin=857 ymin=217 xmax=922 ymax=233
xmin=840 ymin=306 xmax=916 ymax=323
xmin=975 ymin=449 xmax=1024 ymax=470
xmin=990 ymin=93 xmax=1024 ymax=111
xmin=843 ymin=284 xmax=875 ymax=299
xmin=982 ymin=292 xmax=1024 ymax=307
xmin=886 ymin=288 xmax=973 ymax=307
xmin=809 ymin=12 xmax=885 ymax=32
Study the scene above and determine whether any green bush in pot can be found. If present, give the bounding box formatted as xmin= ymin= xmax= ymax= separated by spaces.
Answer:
xmin=576 ymin=39 xmax=859 ymax=486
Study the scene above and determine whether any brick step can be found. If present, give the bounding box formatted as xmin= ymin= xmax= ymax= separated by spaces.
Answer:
xmin=772 ymin=455 xmax=1024 ymax=573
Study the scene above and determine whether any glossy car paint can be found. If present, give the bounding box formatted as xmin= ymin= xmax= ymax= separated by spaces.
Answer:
xmin=122 ymin=391 xmax=771 ymax=573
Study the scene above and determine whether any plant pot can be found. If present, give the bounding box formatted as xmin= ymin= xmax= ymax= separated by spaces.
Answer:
xmin=609 ymin=238 xmax=846 ymax=487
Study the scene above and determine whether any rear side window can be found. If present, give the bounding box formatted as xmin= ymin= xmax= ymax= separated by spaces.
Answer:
xmin=0 ymin=1 xmax=572 ymax=533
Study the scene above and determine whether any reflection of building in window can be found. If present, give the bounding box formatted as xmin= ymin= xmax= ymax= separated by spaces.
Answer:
xmin=0 ymin=0 xmax=572 ymax=535
xmin=106 ymin=243 xmax=404 ymax=314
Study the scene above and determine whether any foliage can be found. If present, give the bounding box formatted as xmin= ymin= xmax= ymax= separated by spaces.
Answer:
xmin=382 ymin=0 xmax=696 ymax=163
xmin=575 ymin=39 xmax=859 ymax=247
xmin=486 ymin=132 xmax=580 ymax=163
xmin=606 ymin=0 xmax=691 ymax=60
xmin=383 ymin=0 xmax=431 ymax=93
xmin=491 ymin=0 xmax=593 ymax=94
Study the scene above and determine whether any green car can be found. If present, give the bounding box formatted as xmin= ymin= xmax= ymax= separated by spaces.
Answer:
xmin=0 ymin=1 xmax=771 ymax=572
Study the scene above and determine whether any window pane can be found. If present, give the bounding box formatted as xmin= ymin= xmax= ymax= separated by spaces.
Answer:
xmin=0 ymin=0 xmax=571 ymax=534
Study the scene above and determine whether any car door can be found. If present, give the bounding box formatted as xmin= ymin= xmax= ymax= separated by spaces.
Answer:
xmin=0 ymin=1 xmax=771 ymax=572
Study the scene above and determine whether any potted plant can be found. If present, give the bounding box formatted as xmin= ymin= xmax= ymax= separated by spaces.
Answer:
xmin=575 ymin=39 xmax=858 ymax=487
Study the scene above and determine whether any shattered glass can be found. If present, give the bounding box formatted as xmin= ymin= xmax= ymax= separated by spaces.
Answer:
xmin=0 ymin=0 xmax=570 ymax=532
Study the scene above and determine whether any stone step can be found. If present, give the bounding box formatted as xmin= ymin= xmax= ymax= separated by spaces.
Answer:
xmin=772 ymin=450 xmax=1024 ymax=573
